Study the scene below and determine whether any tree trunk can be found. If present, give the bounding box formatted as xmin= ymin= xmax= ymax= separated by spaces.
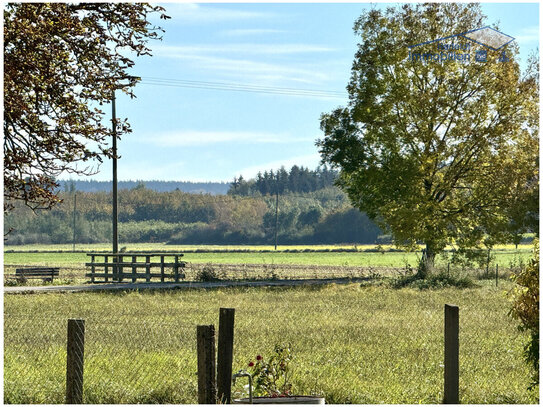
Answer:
xmin=418 ymin=243 xmax=436 ymax=279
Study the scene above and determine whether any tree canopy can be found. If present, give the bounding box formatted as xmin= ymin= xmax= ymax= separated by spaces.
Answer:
xmin=510 ymin=239 xmax=539 ymax=388
xmin=229 ymin=165 xmax=338 ymax=196
xmin=318 ymin=3 xmax=538 ymax=273
xmin=4 ymin=186 xmax=380 ymax=246
xmin=4 ymin=3 xmax=169 ymax=212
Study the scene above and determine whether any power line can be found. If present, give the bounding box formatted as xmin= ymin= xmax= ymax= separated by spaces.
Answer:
xmin=142 ymin=76 xmax=346 ymax=96
xmin=139 ymin=80 xmax=344 ymax=98
xmin=137 ymin=76 xmax=347 ymax=99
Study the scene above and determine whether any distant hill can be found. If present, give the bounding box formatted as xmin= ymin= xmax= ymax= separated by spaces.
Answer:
xmin=58 ymin=179 xmax=230 ymax=195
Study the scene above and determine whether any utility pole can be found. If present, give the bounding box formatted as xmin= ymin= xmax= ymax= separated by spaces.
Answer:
xmin=110 ymin=76 xmax=139 ymax=280
xmin=112 ymin=90 xmax=119 ymax=279
xmin=274 ymin=176 xmax=279 ymax=250
xmin=72 ymin=191 xmax=77 ymax=252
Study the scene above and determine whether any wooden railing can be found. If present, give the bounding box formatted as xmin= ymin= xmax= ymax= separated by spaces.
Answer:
xmin=85 ymin=253 xmax=185 ymax=283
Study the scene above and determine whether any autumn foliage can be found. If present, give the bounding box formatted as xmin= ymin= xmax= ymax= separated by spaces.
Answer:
xmin=4 ymin=3 xmax=169 ymax=212
xmin=510 ymin=239 xmax=539 ymax=388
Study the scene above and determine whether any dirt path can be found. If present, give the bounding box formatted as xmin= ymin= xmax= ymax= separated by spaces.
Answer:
xmin=4 ymin=277 xmax=369 ymax=294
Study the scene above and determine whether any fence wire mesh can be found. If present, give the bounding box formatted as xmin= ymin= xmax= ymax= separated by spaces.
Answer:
xmin=4 ymin=310 xmax=198 ymax=404
xmin=4 ymin=281 xmax=535 ymax=404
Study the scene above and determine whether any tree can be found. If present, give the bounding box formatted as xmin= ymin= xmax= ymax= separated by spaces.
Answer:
xmin=510 ymin=239 xmax=539 ymax=388
xmin=318 ymin=3 xmax=538 ymax=275
xmin=4 ymin=3 xmax=169 ymax=212
xmin=277 ymin=166 xmax=289 ymax=194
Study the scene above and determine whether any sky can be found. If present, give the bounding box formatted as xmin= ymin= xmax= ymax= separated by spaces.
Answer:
xmin=72 ymin=2 xmax=540 ymax=183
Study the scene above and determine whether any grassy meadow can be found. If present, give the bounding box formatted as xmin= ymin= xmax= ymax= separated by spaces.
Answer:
xmin=4 ymin=244 xmax=531 ymax=270
xmin=4 ymin=243 xmax=532 ymax=287
xmin=4 ymin=282 xmax=537 ymax=404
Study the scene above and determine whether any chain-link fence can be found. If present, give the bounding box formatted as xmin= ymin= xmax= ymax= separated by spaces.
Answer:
xmin=4 ymin=283 xmax=535 ymax=404
xmin=4 ymin=312 xmax=198 ymax=404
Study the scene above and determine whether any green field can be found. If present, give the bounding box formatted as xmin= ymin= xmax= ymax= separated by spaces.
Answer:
xmin=5 ymin=250 xmax=424 ymax=267
xmin=3 ymin=244 xmax=532 ymax=268
xmin=4 ymin=244 xmax=531 ymax=287
xmin=4 ymin=283 xmax=537 ymax=404
xmin=5 ymin=243 xmax=377 ymax=252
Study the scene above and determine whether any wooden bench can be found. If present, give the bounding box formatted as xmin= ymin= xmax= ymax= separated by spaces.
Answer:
xmin=15 ymin=267 xmax=60 ymax=282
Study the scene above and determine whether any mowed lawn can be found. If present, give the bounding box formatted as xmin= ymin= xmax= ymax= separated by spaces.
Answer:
xmin=4 ymin=283 xmax=537 ymax=404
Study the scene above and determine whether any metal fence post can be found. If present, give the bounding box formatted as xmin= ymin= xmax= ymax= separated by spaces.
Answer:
xmin=217 ymin=308 xmax=235 ymax=404
xmin=66 ymin=319 xmax=85 ymax=404
xmin=444 ymin=304 xmax=459 ymax=404
xmin=197 ymin=325 xmax=217 ymax=404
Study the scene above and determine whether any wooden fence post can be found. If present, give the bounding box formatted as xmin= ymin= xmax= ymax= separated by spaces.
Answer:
xmin=66 ymin=319 xmax=85 ymax=404
xmin=145 ymin=255 xmax=151 ymax=282
xmin=132 ymin=255 xmax=137 ymax=283
xmin=495 ymin=264 xmax=499 ymax=287
xmin=197 ymin=325 xmax=217 ymax=404
xmin=160 ymin=255 xmax=165 ymax=282
xmin=104 ymin=255 xmax=109 ymax=283
xmin=113 ymin=254 xmax=118 ymax=282
xmin=217 ymin=308 xmax=235 ymax=404
xmin=444 ymin=304 xmax=459 ymax=404
xmin=174 ymin=255 xmax=180 ymax=282
xmin=90 ymin=255 xmax=95 ymax=283
xmin=118 ymin=255 xmax=124 ymax=282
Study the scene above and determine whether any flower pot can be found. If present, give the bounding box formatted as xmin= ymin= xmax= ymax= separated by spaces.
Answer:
xmin=234 ymin=396 xmax=325 ymax=404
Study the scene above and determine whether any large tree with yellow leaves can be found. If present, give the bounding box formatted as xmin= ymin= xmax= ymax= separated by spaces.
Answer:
xmin=318 ymin=3 xmax=538 ymax=275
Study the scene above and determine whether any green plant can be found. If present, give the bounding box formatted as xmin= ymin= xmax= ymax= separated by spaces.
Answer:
xmin=4 ymin=278 xmax=19 ymax=286
xmin=510 ymin=239 xmax=539 ymax=389
xmin=247 ymin=344 xmax=293 ymax=397
xmin=390 ymin=271 xmax=476 ymax=290
xmin=195 ymin=264 xmax=219 ymax=282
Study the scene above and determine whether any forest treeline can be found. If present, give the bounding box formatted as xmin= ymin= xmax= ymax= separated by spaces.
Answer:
xmin=58 ymin=179 xmax=230 ymax=194
xmin=4 ymin=183 xmax=384 ymax=246
xmin=229 ymin=165 xmax=338 ymax=196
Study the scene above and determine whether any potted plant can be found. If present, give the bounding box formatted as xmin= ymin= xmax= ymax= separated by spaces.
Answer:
xmin=233 ymin=344 xmax=325 ymax=404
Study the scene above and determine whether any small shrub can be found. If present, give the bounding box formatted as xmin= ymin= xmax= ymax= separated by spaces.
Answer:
xmin=390 ymin=271 xmax=476 ymax=290
xmin=195 ymin=264 xmax=220 ymax=282
xmin=4 ymin=278 xmax=19 ymax=287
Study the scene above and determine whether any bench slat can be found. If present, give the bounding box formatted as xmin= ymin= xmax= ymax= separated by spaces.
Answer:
xmin=14 ymin=267 xmax=59 ymax=281
xmin=16 ymin=268 xmax=59 ymax=275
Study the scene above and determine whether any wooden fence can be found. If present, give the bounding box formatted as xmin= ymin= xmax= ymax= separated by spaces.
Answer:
xmin=85 ymin=253 xmax=186 ymax=283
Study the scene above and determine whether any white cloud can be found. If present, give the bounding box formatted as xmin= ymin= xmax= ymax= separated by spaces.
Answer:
xmin=153 ymin=43 xmax=335 ymax=56
xmin=138 ymin=131 xmax=312 ymax=147
xmin=162 ymin=3 xmax=273 ymax=23
xmin=222 ymin=29 xmax=286 ymax=37
xmin=150 ymin=47 xmax=330 ymax=85
xmin=514 ymin=26 xmax=539 ymax=45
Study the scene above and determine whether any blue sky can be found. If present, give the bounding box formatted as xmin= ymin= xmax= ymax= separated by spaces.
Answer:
xmin=78 ymin=2 xmax=539 ymax=183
